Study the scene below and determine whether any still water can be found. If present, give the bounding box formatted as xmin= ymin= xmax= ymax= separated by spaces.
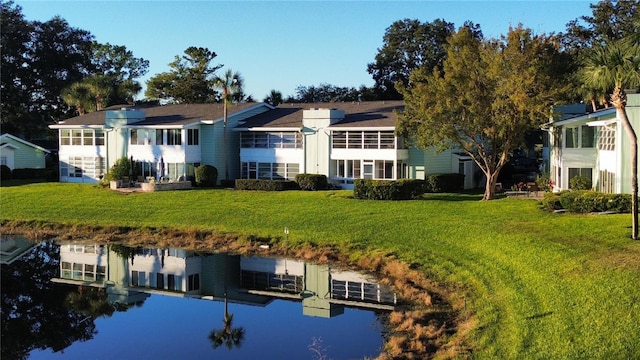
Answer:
xmin=1 ymin=239 xmax=396 ymax=359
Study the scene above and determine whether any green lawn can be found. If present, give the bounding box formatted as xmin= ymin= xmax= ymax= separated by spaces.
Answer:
xmin=2 ymin=183 xmax=639 ymax=358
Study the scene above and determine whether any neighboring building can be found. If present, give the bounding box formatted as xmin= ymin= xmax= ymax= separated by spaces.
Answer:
xmin=49 ymin=101 xmax=480 ymax=188
xmin=0 ymin=133 xmax=50 ymax=170
xmin=235 ymin=101 xmax=479 ymax=189
xmin=49 ymin=103 xmax=272 ymax=183
xmin=544 ymin=93 xmax=640 ymax=193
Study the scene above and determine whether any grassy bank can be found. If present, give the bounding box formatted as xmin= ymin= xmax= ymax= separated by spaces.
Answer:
xmin=1 ymin=183 xmax=639 ymax=358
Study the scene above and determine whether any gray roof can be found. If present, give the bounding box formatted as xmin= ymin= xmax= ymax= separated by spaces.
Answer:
xmin=55 ymin=103 xmax=265 ymax=127
xmin=53 ymin=101 xmax=405 ymax=129
xmin=237 ymin=101 xmax=404 ymax=129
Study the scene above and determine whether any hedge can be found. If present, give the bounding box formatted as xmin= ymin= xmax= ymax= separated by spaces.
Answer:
xmin=195 ymin=165 xmax=218 ymax=187
xmin=425 ymin=173 xmax=465 ymax=193
xmin=543 ymin=190 xmax=631 ymax=213
xmin=235 ymin=179 xmax=299 ymax=191
xmin=354 ymin=179 xmax=425 ymax=200
xmin=1 ymin=165 xmax=11 ymax=180
xmin=11 ymin=168 xmax=57 ymax=181
xmin=295 ymin=174 xmax=328 ymax=191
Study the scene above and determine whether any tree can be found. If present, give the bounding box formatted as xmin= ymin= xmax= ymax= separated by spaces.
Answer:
xmin=61 ymin=82 xmax=94 ymax=115
xmin=397 ymin=26 xmax=564 ymax=200
xmin=367 ymin=18 xmax=456 ymax=99
xmin=208 ymin=294 xmax=245 ymax=351
xmin=145 ymin=46 xmax=222 ymax=103
xmin=214 ymin=69 xmax=244 ymax=181
xmin=563 ymin=0 xmax=639 ymax=50
xmin=263 ymin=89 xmax=283 ymax=106
xmin=1 ymin=1 xmax=94 ymax=137
xmin=581 ymin=39 xmax=640 ymax=239
xmin=561 ymin=0 xmax=639 ymax=109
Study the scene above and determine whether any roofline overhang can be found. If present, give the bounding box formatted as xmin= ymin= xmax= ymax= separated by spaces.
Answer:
xmin=327 ymin=126 xmax=396 ymax=131
xmin=233 ymin=127 xmax=301 ymax=132
xmin=0 ymin=133 xmax=50 ymax=153
xmin=587 ymin=119 xmax=617 ymax=127
xmin=552 ymin=108 xmax=616 ymax=127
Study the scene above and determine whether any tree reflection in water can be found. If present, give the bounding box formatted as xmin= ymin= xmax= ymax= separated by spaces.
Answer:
xmin=0 ymin=241 xmax=128 ymax=359
xmin=208 ymin=293 xmax=245 ymax=350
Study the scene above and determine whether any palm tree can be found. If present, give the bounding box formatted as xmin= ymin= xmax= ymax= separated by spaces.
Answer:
xmin=61 ymin=82 xmax=94 ymax=115
xmin=84 ymin=75 xmax=113 ymax=111
xmin=263 ymin=89 xmax=283 ymax=106
xmin=208 ymin=293 xmax=245 ymax=350
xmin=213 ymin=69 xmax=244 ymax=181
xmin=581 ymin=39 xmax=640 ymax=239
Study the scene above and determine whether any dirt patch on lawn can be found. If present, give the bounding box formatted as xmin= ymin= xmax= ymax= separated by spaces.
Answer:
xmin=1 ymin=219 xmax=474 ymax=359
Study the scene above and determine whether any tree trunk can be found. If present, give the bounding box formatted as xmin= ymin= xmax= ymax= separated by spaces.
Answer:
xmin=613 ymin=87 xmax=638 ymax=240
xmin=483 ymin=171 xmax=498 ymax=200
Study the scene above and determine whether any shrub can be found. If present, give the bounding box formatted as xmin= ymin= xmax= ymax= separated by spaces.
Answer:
xmin=0 ymin=165 xmax=11 ymax=181
xmin=354 ymin=179 xmax=425 ymax=200
xmin=235 ymin=179 xmax=298 ymax=191
xmin=295 ymin=174 xmax=328 ymax=191
xmin=425 ymin=173 xmax=465 ymax=193
xmin=11 ymin=168 xmax=53 ymax=180
xmin=103 ymin=157 xmax=134 ymax=182
xmin=557 ymin=190 xmax=631 ymax=213
xmin=536 ymin=173 xmax=553 ymax=192
xmin=569 ymin=175 xmax=592 ymax=190
xmin=541 ymin=191 xmax=563 ymax=211
xmin=195 ymin=165 xmax=218 ymax=187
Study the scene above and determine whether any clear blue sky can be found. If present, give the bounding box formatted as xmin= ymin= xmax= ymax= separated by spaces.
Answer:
xmin=16 ymin=0 xmax=595 ymax=101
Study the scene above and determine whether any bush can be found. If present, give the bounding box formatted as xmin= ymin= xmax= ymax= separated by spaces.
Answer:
xmin=11 ymin=168 xmax=54 ymax=180
xmin=195 ymin=165 xmax=218 ymax=187
xmin=103 ymin=157 xmax=134 ymax=182
xmin=425 ymin=173 xmax=465 ymax=193
xmin=569 ymin=175 xmax=592 ymax=190
xmin=536 ymin=173 xmax=553 ymax=192
xmin=295 ymin=174 xmax=328 ymax=191
xmin=0 ymin=165 xmax=11 ymax=181
xmin=557 ymin=190 xmax=631 ymax=213
xmin=354 ymin=179 xmax=425 ymax=200
xmin=235 ymin=179 xmax=299 ymax=191
xmin=541 ymin=192 xmax=563 ymax=211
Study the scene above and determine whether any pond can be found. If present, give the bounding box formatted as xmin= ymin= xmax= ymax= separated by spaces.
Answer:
xmin=1 ymin=238 xmax=398 ymax=359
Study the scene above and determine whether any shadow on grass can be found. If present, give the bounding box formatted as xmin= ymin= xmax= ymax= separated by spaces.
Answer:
xmin=421 ymin=191 xmax=485 ymax=202
xmin=0 ymin=179 xmax=49 ymax=187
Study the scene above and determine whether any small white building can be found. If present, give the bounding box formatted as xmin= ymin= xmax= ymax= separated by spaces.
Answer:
xmin=544 ymin=93 xmax=640 ymax=193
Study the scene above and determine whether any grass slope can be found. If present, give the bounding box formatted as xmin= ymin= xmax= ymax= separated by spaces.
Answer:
xmin=1 ymin=183 xmax=639 ymax=358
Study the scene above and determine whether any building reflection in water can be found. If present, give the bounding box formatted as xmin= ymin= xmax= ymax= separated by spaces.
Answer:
xmin=53 ymin=243 xmax=397 ymax=318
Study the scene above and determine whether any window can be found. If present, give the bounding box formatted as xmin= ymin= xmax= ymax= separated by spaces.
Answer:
xmin=156 ymin=273 xmax=165 ymax=289
xmin=72 ymin=130 xmax=82 ymax=145
xmin=61 ymin=130 xmax=71 ymax=145
xmin=156 ymin=129 xmax=165 ymax=145
xmin=61 ymin=262 xmax=72 ymax=278
xmin=95 ymin=130 xmax=105 ymax=145
xmin=568 ymin=168 xmax=593 ymax=189
xmin=566 ymin=125 xmax=595 ymax=148
xmin=0 ymin=156 xmax=6 ymax=166
xmin=241 ymin=132 xmax=254 ymax=147
xmin=565 ymin=127 xmax=577 ymax=148
xmin=167 ymin=129 xmax=181 ymax=145
xmin=188 ymin=274 xmax=200 ymax=291
xmin=364 ymin=132 xmax=379 ymax=149
xmin=333 ymin=131 xmax=346 ymax=149
xmin=348 ymin=132 xmax=362 ymax=149
xmin=375 ymin=160 xmax=394 ymax=179
xmin=255 ymin=133 xmax=268 ymax=148
xmin=130 ymin=129 xmax=147 ymax=145
xmin=380 ymin=132 xmax=395 ymax=149
xmin=581 ymin=125 xmax=595 ymax=148
xmin=187 ymin=129 xmax=199 ymax=145
xmin=598 ymin=125 xmax=616 ymax=151
xmin=258 ymin=163 xmax=271 ymax=179
xmin=83 ymin=130 xmax=94 ymax=145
